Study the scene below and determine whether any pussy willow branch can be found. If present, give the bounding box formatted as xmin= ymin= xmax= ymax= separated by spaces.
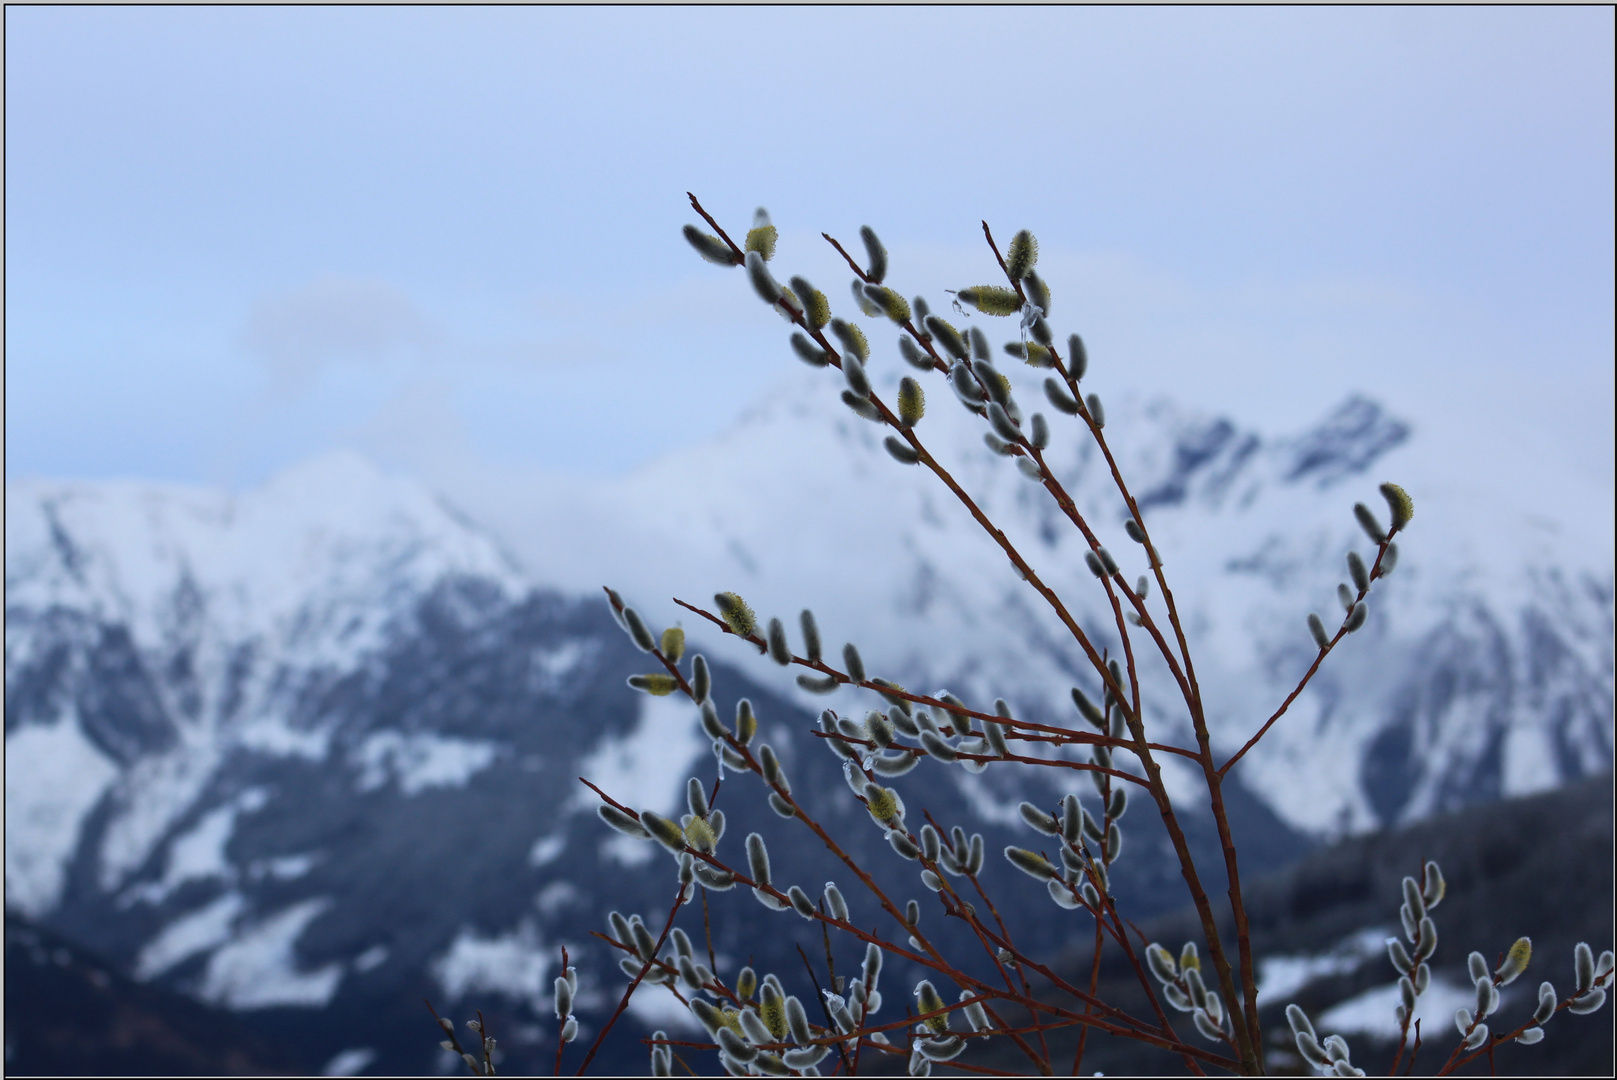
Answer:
xmin=669 ymin=596 xmax=1201 ymax=764
xmin=573 ymin=886 xmax=685 ymax=1076
xmin=1387 ymin=860 xmax=1435 ymax=1076
xmin=739 ymin=201 xmax=1252 ymax=1068
xmin=811 ymin=728 xmax=1152 ymax=790
xmin=587 ymin=726 xmax=1229 ymax=1066
xmin=1218 ymin=532 xmax=1399 ymax=778
xmin=670 ymin=199 xmax=1398 ymax=1072
xmin=585 ymin=646 xmax=1063 ymax=1073
xmin=977 ymin=219 xmax=1263 ymax=1067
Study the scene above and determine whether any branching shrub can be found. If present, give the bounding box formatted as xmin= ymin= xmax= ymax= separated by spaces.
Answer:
xmin=429 ymin=198 xmax=1613 ymax=1076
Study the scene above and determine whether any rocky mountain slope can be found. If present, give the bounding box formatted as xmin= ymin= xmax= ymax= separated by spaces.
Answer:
xmin=6 ymin=379 xmax=1611 ymax=1074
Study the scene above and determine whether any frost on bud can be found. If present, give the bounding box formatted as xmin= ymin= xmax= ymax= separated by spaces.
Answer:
xmin=1085 ymin=393 xmax=1106 ymax=428
xmin=1023 ymin=271 xmax=1051 ymax=317
xmin=1285 ymin=1003 xmax=1316 ymax=1041
xmin=699 ymin=704 xmax=728 ymax=745
xmin=864 ymin=284 xmax=911 ymax=324
xmin=1019 ymin=801 xmax=1060 ymax=836
xmin=843 ymin=390 xmax=885 ymax=422
xmin=823 ymin=882 xmax=849 ymax=923
xmin=830 ymin=318 xmax=870 ymax=361
xmin=883 ymin=436 xmax=922 ymax=465
xmin=1030 ymin=412 xmax=1049 ymax=449
xmin=1380 ymin=541 xmax=1399 ymax=577
xmin=957 ymin=285 xmax=1021 ymax=316
xmin=746 ymin=832 xmax=772 ymax=886
xmin=789 ymin=332 xmax=831 ymax=366
xmin=628 ymin=673 xmax=679 ymax=696
xmin=683 ymin=224 xmax=741 ymax=266
xmin=629 ymin=916 xmax=658 ymax=961
xmin=860 ymin=225 xmax=889 ymax=283
xmin=660 ymin=627 xmax=685 ymax=662
xmin=1005 ymin=230 xmax=1038 ymax=280
xmin=788 ymin=885 xmax=817 ymax=919
xmin=1354 ymin=502 xmax=1388 ymax=544
xmin=1380 ymin=482 xmax=1414 ymax=532
xmin=897 ymin=377 xmax=926 ymax=427
xmin=924 ymin=315 xmax=968 ymax=361
xmin=1568 ymin=987 xmax=1606 ymax=1014
xmin=919 ymin=730 xmax=957 ymax=761
xmin=984 ymin=715 xmax=1010 ymax=757
xmin=988 ymin=402 xmax=1022 ymax=443
xmin=1029 ymin=315 xmax=1053 ymax=347
xmin=786 ymin=277 xmax=830 ymax=332
xmin=747 ymin=209 xmax=778 ymax=259
xmin=1343 ymin=602 xmax=1368 ymax=633
xmin=951 ymin=361 xmax=987 ymax=403
xmin=843 ymin=643 xmax=866 ymax=683
xmin=1388 ymin=938 xmax=1414 ymax=974
xmin=915 ymin=980 xmax=949 ymax=1033
xmin=898 ymin=335 xmax=932 ymax=370
xmin=1403 ymin=877 xmax=1427 ymax=923
xmin=1347 ymin=550 xmax=1370 ymax=593
xmin=1416 ymin=917 xmax=1438 ymax=959
xmin=641 ymin=811 xmax=688 ymax=854
xmin=1576 ymin=941 xmax=1595 ymax=991
xmin=1535 ymin=981 xmax=1557 ymax=1024
xmin=1072 ymin=687 xmax=1105 ymax=729
xmin=747 ymin=250 xmax=782 ymax=304
xmin=1004 ymin=846 xmax=1058 ymax=880
xmin=554 ymin=975 xmax=574 ymax=1019
xmin=766 ymin=618 xmax=792 ymax=666
xmin=736 ymin=698 xmax=758 ymax=745
xmin=686 ymin=777 xmax=709 ymax=817
xmin=1309 ymin=613 xmax=1331 ymax=650
xmin=865 ymin=784 xmax=902 ymax=825
xmin=599 ymin=804 xmax=651 ymax=839
xmin=718 ymin=1026 xmax=758 ymax=1062
xmin=715 ymin=592 xmax=757 ymax=638
xmin=622 ymin=607 xmax=656 ymax=652
xmin=1004 ymin=341 xmax=1053 ymax=367
xmin=842 ymin=353 xmax=872 ymax=399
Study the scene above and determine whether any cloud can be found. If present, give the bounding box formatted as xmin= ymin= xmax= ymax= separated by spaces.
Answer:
xmin=241 ymin=277 xmax=440 ymax=396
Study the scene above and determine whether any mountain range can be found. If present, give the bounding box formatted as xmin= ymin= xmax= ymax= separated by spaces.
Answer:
xmin=6 ymin=370 xmax=1612 ymax=1074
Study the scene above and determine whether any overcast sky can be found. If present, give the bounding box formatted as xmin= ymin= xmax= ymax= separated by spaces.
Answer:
xmin=6 ymin=6 xmax=1613 ymax=493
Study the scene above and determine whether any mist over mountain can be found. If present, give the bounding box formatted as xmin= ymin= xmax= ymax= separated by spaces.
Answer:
xmin=6 ymin=382 xmax=1611 ymax=1074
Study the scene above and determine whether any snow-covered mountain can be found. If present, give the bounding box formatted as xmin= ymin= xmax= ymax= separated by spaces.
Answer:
xmin=472 ymin=365 xmax=1614 ymax=835
xmin=5 ymin=374 xmax=1611 ymax=1074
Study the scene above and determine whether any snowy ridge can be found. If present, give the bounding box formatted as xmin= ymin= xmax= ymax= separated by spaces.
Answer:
xmin=491 ymin=365 xmax=1614 ymax=834
xmin=3 ymin=376 xmax=1611 ymax=1049
xmin=5 ymin=452 xmax=526 ymax=917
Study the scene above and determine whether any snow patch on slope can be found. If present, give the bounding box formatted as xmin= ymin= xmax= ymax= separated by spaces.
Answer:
xmin=199 ymin=897 xmax=343 ymax=1008
xmin=4 ymin=717 xmax=119 ymax=916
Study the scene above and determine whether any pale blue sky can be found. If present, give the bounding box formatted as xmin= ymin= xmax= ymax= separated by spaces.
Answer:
xmin=6 ymin=5 xmax=1613 ymax=490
